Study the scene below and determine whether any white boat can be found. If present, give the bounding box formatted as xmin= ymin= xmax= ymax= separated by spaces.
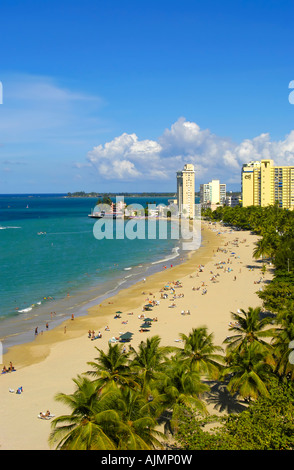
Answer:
xmin=88 ymin=210 xmax=124 ymax=219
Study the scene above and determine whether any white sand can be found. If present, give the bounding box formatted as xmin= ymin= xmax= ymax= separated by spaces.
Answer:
xmin=0 ymin=221 xmax=271 ymax=450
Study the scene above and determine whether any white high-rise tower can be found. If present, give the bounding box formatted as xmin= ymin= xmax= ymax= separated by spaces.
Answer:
xmin=176 ymin=164 xmax=195 ymax=218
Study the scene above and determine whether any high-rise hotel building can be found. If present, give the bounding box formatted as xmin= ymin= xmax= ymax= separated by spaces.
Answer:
xmin=242 ymin=159 xmax=294 ymax=209
xmin=200 ymin=179 xmax=227 ymax=207
xmin=177 ymin=163 xmax=195 ymax=218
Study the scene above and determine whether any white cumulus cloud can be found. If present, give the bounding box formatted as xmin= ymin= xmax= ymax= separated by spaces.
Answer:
xmin=86 ymin=117 xmax=294 ymax=186
xmin=87 ymin=132 xmax=164 ymax=180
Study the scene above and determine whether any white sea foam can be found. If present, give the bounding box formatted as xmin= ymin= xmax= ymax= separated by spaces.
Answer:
xmin=151 ymin=246 xmax=180 ymax=265
xmin=17 ymin=300 xmax=42 ymax=313
xmin=18 ymin=307 xmax=33 ymax=313
xmin=0 ymin=226 xmax=21 ymax=230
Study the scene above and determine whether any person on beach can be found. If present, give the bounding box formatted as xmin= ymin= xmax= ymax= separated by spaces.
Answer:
xmin=39 ymin=411 xmax=51 ymax=419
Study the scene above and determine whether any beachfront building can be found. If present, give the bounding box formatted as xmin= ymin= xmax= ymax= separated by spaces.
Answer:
xmin=200 ymin=179 xmax=226 ymax=210
xmin=225 ymin=194 xmax=241 ymax=207
xmin=241 ymin=159 xmax=294 ymax=209
xmin=111 ymin=199 xmax=126 ymax=215
xmin=176 ymin=163 xmax=195 ymax=218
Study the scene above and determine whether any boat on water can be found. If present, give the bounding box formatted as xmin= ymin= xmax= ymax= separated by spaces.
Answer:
xmin=88 ymin=210 xmax=124 ymax=219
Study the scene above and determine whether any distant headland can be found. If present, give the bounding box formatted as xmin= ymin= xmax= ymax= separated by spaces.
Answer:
xmin=65 ymin=191 xmax=179 ymax=198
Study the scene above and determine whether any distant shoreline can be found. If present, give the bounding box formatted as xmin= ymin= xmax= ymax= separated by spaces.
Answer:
xmin=66 ymin=192 xmax=179 ymax=198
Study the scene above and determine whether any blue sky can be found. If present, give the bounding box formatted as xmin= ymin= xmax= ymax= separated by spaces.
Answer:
xmin=1 ymin=0 xmax=294 ymax=193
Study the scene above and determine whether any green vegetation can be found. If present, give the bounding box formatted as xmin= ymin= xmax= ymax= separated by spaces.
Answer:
xmin=66 ymin=191 xmax=177 ymax=198
xmin=49 ymin=204 xmax=294 ymax=450
xmin=174 ymin=379 xmax=294 ymax=450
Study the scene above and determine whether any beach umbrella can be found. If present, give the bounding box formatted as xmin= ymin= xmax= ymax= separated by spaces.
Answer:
xmin=141 ymin=321 xmax=152 ymax=328
xmin=116 ymin=310 xmax=123 ymax=313
xmin=144 ymin=304 xmax=153 ymax=308
xmin=144 ymin=317 xmax=153 ymax=322
xmin=119 ymin=332 xmax=133 ymax=342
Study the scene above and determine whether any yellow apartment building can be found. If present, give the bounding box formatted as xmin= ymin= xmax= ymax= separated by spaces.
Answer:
xmin=242 ymin=159 xmax=294 ymax=209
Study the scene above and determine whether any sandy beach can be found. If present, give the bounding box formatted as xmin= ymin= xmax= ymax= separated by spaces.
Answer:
xmin=0 ymin=220 xmax=272 ymax=450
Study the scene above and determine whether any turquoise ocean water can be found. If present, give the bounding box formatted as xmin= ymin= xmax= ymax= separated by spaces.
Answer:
xmin=0 ymin=194 xmax=199 ymax=352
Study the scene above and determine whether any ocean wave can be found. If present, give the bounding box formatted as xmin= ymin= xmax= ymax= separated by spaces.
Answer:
xmin=151 ymin=246 xmax=180 ymax=265
xmin=0 ymin=226 xmax=21 ymax=230
xmin=17 ymin=300 xmax=42 ymax=314
xmin=124 ymin=267 xmax=132 ymax=270
xmin=18 ymin=307 xmax=33 ymax=313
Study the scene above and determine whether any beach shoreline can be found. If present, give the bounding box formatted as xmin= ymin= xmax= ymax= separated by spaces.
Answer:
xmin=0 ymin=218 xmax=193 ymax=355
xmin=0 ymin=220 xmax=272 ymax=450
xmin=0 ymin=221 xmax=209 ymax=368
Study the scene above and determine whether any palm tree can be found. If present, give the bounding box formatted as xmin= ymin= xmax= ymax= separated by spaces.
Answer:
xmin=253 ymin=236 xmax=271 ymax=261
xmin=114 ymin=387 xmax=165 ymax=450
xmin=273 ymin=238 xmax=294 ymax=272
xmin=86 ymin=343 xmax=137 ymax=391
xmin=128 ymin=335 xmax=174 ymax=394
xmin=49 ymin=375 xmax=119 ymax=450
xmin=177 ymin=327 xmax=224 ymax=379
xmin=270 ymin=308 xmax=294 ymax=380
xmin=155 ymin=357 xmax=209 ymax=433
xmin=223 ymin=307 xmax=276 ymax=355
xmin=224 ymin=344 xmax=274 ymax=401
